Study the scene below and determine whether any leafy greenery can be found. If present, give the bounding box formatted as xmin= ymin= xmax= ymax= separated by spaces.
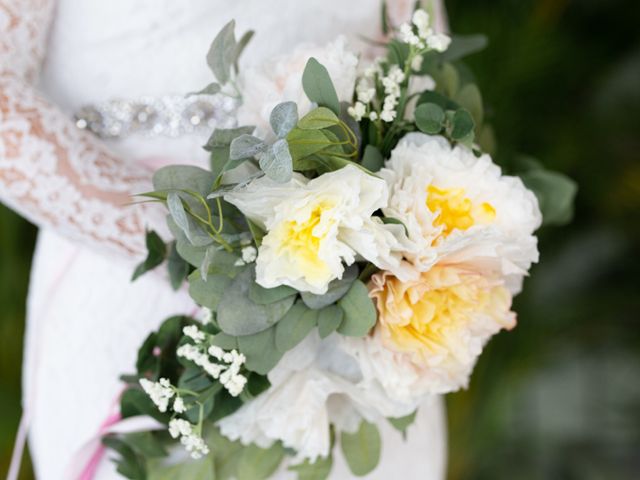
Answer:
xmin=340 ymin=421 xmax=381 ymax=476
xmin=132 ymin=230 xmax=167 ymax=281
xmin=302 ymin=58 xmax=341 ymax=115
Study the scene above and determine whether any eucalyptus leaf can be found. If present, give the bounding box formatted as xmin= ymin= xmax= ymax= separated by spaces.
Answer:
xmin=441 ymin=34 xmax=488 ymax=62
xmin=259 ymin=139 xmax=293 ymax=182
xmin=207 ymin=20 xmax=236 ymax=84
xmin=230 ymin=134 xmax=268 ymax=160
xmin=275 ymin=301 xmax=317 ymax=352
xmin=249 ymin=282 xmax=297 ymax=304
xmin=340 ymin=421 xmax=381 ymax=476
xmin=217 ymin=266 xmax=296 ymax=336
xmin=415 ymin=103 xmax=446 ymax=134
xmin=455 ymin=83 xmax=484 ymax=127
xmin=167 ymin=217 xmax=208 ymax=267
xmin=451 ymin=108 xmax=476 ymax=141
xmin=188 ymin=270 xmax=232 ymax=310
xmin=152 ymin=165 xmax=216 ymax=199
xmin=302 ymin=58 xmax=341 ymax=115
xmin=211 ymin=332 xmax=239 ymax=350
xmin=238 ymin=327 xmax=284 ymax=375
xmin=416 ymin=90 xmax=459 ymax=111
xmin=288 ymin=455 xmax=333 ymax=480
xmin=167 ymin=193 xmax=212 ymax=247
xmin=388 ymin=410 xmax=417 ymax=438
xmin=167 ymin=242 xmax=189 ymax=290
xmin=317 ymin=305 xmax=344 ymax=339
xmin=132 ymin=230 xmax=166 ymax=281
xmin=337 ymin=280 xmax=377 ymax=337
xmin=233 ymin=30 xmax=255 ymax=66
xmin=188 ymin=82 xmax=221 ymax=97
xmin=270 ymin=101 xmax=299 ymax=138
xmin=204 ymin=125 xmax=256 ymax=152
xmin=520 ymin=169 xmax=577 ymax=226
xmin=236 ymin=443 xmax=286 ymax=480
xmin=301 ymin=264 xmax=358 ymax=309
xmin=199 ymin=245 xmax=240 ymax=277
xmin=361 ymin=145 xmax=384 ymax=172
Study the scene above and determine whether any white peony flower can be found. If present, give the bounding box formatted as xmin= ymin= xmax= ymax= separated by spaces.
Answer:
xmin=363 ymin=266 xmax=516 ymax=394
xmin=380 ymin=133 xmax=542 ymax=293
xmin=224 ymin=165 xmax=415 ymax=294
xmin=237 ymin=37 xmax=358 ymax=138
xmin=217 ymin=332 xmax=419 ymax=461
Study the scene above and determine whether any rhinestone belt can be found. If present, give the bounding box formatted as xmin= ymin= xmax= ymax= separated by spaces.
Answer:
xmin=74 ymin=94 xmax=238 ymax=139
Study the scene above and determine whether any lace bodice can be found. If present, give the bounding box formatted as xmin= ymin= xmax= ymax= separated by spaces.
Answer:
xmin=0 ymin=0 xmax=431 ymax=260
xmin=0 ymin=0 xmax=158 ymax=257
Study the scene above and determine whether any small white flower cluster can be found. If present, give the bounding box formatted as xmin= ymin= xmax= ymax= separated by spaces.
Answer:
xmin=399 ymin=10 xmax=451 ymax=53
xmin=380 ymin=65 xmax=406 ymax=122
xmin=140 ymin=378 xmax=180 ymax=413
xmin=347 ymin=69 xmax=378 ymax=121
xmin=347 ymin=61 xmax=406 ymax=123
xmin=169 ymin=419 xmax=210 ymax=459
xmin=177 ymin=326 xmax=248 ymax=397
xmin=234 ymin=245 xmax=258 ymax=266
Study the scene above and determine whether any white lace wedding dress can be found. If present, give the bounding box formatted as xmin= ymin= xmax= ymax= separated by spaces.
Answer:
xmin=0 ymin=1 xmax=447 ymax=478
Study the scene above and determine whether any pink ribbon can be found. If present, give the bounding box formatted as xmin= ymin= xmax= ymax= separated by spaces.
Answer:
xmin=77 ymin=412 xmax=123 ymax=480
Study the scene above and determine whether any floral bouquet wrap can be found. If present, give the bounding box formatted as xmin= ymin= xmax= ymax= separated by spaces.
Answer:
xmin=104 ymin=4 xmax=575 ymax=479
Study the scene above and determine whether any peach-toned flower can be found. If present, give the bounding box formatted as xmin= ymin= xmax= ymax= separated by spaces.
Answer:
xmin=367 ymin=265 xmax=515 ymax=393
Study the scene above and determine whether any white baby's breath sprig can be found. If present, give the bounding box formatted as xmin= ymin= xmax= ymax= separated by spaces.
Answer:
xmin=139 ymin=378 xmax=175 ymax=413
xmin=168 ymin=419 xmax=210 ymax=459
xmin=176 ymin=326 xmax=248 ymax=397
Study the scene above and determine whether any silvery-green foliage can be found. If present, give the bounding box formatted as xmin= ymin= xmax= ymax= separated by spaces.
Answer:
xmin=259 ymin=139 xmax=293 ymax=183
xmin=229 ymin=134 xmax=268 ymax=160
xmin=167 ymin=192 xmax=212 ymax=247
xmin=217 ymin=266 xmax=296 ymax=336
xmin=302 ymin=57 xmax=341 ymax=115
xmin=340 ymin=421 xmax=382 ymax=477
xmin=206 ymin=20 xmax=237 ymax=85
xmin=301 ymin=264 xmax=358 ymax=309
xmin=289 ymin=455 xmax=333 ymax=480
xmin=337 ymin=280 xmax=377 ymax=337
xmin=270 ymin=101 xmax=298 ymax=138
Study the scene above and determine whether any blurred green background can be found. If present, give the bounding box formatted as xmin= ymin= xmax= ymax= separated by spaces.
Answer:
xmin=1 ymin=0 xmax=639 ymax=478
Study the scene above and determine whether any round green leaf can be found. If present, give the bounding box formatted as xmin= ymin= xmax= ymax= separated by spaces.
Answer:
xmin=317 ymin=305 xmax=344 ymax=339
xmin=451 ymin=108 xmax=476 ymax=140
xmin=415 ymin=103 xmax=446 ymax=134
xmin=270 ymin=101 xmax=299 ymax=138
xmin=275 ymin=301 xmax=317 ymax=352
xmin=301 ymin=264 xmax=358 ymax=310
xmin=217 ymin=267 xmax=296 ymax=336
xmin=340 ymin=421 xmax=381 ymax=476
xmin=337 ymin=280 xmax=377 ymax=337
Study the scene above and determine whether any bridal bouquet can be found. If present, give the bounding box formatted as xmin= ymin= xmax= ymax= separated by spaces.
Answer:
xmin=105 ymin=5 xmax=575 ymax=479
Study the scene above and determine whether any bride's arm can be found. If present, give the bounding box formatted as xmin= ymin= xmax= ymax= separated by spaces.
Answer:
xmin=0 ymin=0 xmax=159 ymax=258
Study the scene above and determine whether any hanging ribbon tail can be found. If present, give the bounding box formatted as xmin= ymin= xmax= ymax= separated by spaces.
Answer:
xmin=64 ymin=416 xmax=165 ymax=480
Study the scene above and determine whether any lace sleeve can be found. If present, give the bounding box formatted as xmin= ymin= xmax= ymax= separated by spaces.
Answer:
xmin=0 ymin=0 xmax=159 ymax=258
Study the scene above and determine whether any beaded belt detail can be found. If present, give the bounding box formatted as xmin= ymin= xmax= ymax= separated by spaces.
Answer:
xmin=74 ymin=94 xmax=238 ymax=139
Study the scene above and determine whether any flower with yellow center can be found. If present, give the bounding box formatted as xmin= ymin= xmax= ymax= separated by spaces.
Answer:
xmin=426 ymin=185 xmax=496 ymax=239
xmin=225 ymin=165 xmax=415 ymax=294
xmin=368 ymin=265 xmax=515 ymax=393
xmin=380 ymin=133 xmax=542 ymax=292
